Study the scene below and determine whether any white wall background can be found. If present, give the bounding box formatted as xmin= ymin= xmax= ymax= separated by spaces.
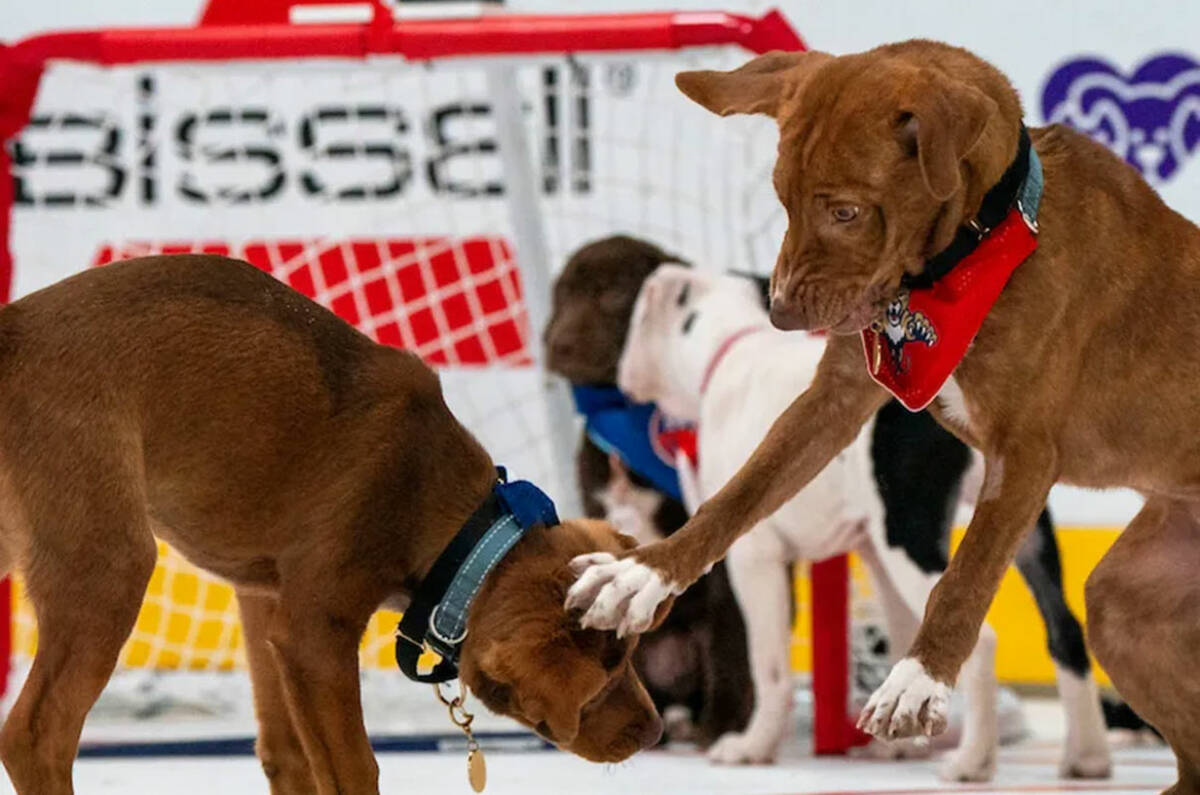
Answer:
xmin=5 ymin=0 xmax=1196 ymax=526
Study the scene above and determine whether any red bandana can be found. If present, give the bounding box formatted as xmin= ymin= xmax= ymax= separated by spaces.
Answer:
xmin=860 ymin=209 xmax=1037 ymax=411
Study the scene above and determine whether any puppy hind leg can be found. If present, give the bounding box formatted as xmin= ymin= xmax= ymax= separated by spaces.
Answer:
xmin=707 ymin=535 xmax=793 ymax=765
xmin=1014 ymin=512 xmax=1110 ymax=779
xmin=0 ymin=515 xmax=155 ymax=795
xmin=1087 ymin=499 xmax=1200 ymax=795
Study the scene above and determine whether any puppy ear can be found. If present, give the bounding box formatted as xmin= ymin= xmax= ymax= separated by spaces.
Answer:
xmin=895 ymin=71 xmax=998 ymax=201
xmin=525 ymin=657 xmax=608 ymax=746
xmin=676 ymin=50 xmax=828 ymax=118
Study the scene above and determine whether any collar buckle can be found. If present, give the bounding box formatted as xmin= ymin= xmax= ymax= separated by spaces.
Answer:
xmin=966 ymin=217 xmax=990 ymax=240
xmin=1017 ymin=199 xmax=1039 ymax=234
xmin=428 ymin=603 xmax=469 ymax=649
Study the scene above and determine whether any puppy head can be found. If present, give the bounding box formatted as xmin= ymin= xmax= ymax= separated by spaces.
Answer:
xmin=544 ymin=236 xmax=685 ymax=384
xmin=676 ymin=42 xmax=1020 ymax=333
xmin=618 ymin=266 xmax=764 ymax=419
xmin=458 ymin=519 xmax=670 ymax=762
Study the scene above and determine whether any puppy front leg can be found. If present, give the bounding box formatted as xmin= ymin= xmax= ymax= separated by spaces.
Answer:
xmin=568 ymin=334 xmax=887 ymax=634
xmin=267 ymin=602 xmax=378 ymax=795
xmin=860 ymin=440 xmax=1056 ymax=741
xmin=237 ymin=591 xmax=316 ymax=794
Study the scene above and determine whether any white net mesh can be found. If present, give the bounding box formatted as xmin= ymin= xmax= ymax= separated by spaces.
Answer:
xmin=6 ymin=45 xmax=789 ymax=713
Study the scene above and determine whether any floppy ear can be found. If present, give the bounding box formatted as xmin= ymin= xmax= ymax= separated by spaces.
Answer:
xmin=895 ymin=71 xmax=998 ymax=200
xmin=675 ymin=50 xmax=829 ymax=118
xmin=524 ymin=656 xmax=608 ymax=745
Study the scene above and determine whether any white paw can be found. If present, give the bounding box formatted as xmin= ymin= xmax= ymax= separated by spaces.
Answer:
xmin=858 ymin=658 xmax=951 ymax=740
xmin=851 ymin=736 xmax=932 ymax=760
xmin=661 ymin=705 xmax=696 ymax=744
xmin=1059 ymin=748 xmax=1112 ymax=779
xmin=564 ymin=554 xmax=678 ymax=636
xmin=940 ymin=746 xmax=996 ymax=782
xmin=706 ymin=731 xmax=778 ymax=765
xmin=1057 ymin=668 xmax=1112 ymax=779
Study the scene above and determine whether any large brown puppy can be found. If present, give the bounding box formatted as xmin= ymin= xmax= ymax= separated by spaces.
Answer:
xmin=566 ymin=41 xmax=1200 ymax=791
xmin=0 ymin=255 xmax=664 ymax=795
xmin=545 ymin=235 xmax=754 ymax=748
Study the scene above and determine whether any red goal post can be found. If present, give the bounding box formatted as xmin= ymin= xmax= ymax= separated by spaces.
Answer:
xmin=0 ymin=4 xmax=869 ymax=754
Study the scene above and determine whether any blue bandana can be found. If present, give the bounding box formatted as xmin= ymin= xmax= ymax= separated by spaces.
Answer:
xmin=570 ymin=384 xmax=695 ymax=502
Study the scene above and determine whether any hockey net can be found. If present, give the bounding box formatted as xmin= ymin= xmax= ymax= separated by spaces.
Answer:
xmin=0 ymin=4 xmax=882 ymax=751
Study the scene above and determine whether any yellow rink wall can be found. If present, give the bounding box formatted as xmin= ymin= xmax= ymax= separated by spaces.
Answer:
xmin=788 ymin=527 xmax=1119 ymax=686
xmin=12 ymin=528 xmax=1119 ymax=686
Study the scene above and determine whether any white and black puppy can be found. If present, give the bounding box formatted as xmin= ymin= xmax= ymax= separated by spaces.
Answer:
xmin=616 ymin=266 xmax=1114 ymax=779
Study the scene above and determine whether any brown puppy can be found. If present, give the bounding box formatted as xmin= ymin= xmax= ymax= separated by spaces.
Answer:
xmin=0 ymin=254 xmax=663 ymax=795
xmin=545 ymin=235 xmax=754 ymax=747
xmin=565 ymin=41 xmax=1200 ymax=791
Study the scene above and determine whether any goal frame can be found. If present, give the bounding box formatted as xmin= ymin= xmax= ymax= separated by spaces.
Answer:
xmin=0 ymin=4 xmax=870 ymax=755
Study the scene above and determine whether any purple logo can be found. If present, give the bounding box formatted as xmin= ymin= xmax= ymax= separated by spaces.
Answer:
xmin=1042 ymin=54 xmax=1200 ymax=184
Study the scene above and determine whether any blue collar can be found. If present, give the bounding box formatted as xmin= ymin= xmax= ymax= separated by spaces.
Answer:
xmin=395 ymin=467 xmax=558 ymax=683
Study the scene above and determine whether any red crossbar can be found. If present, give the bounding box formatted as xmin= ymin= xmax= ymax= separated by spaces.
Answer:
xmin=6 ymin=9 xmax=803 ymax=67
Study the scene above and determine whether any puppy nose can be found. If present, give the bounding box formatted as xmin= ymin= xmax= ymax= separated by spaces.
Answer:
xmin=548 ymin=335 xmax=575 ymax=362
xmin=769 ymin=296 xmax=804 ymax=331
xmin=638 ymin=714 xmax=665 ymax=749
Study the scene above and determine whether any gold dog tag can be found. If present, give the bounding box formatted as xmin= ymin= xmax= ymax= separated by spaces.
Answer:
xmin=467 ymin=745 xmax=487 ymax=792
xmin=435 ymin=682 xmax=487 ymax=792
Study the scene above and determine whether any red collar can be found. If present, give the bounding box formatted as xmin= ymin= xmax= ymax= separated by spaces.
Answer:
xmin=699 ymin=325 xmax=767 ymax=395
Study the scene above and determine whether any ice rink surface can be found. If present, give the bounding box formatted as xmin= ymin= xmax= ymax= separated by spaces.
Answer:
xmin=21 ymin=743 xmax=1172 ymax=795
xmin=0 ymin=698 xmax=1172 ymax=795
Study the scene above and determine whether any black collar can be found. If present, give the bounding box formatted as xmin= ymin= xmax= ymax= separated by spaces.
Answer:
xmin=395 ymin=467 xmax=558 ymax=684
xmin=902 ymin=126 xmax=1033 ymax=290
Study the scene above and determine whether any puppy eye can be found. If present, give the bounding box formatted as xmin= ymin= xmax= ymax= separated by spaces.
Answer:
xmin=676 ymin=283 xmax=690 ymax=306
xmin=681 ymin=311 xmax=698 ymax=334
xmin=831 ymin=205 xmax=860 ymax=223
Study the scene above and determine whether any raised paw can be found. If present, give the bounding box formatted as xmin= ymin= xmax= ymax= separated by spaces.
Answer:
xmin=564 ymin=554 xmax=677 ymax=636
xmin=705 ymin=731 xmax=778 ymax=765
xmin=857 ymin=658 xmax=951 ymax=740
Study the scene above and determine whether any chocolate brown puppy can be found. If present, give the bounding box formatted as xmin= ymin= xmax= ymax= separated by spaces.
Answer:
xmin=0 ymin=255 xmax=664 ymax=795
xmin=545 ymin=235 xmax=754 ymax=747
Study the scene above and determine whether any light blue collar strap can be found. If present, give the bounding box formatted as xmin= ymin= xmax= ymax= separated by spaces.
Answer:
xmin=427 ymin=512 xmax=524 ymax=656
xmin=1017 ymin=145 xmax=1044 ymax=232
xmin=424 ymin=474 xmax=559 ymax=661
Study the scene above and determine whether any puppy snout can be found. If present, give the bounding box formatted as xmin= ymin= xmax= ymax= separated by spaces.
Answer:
xmin=768 ymin=294 xmax=805 ymax=331
xmin=638 ymin=714 xmax=665 ymax=749
xmin=544 ymin=326 xmax=576 ymax=364
xmin=549 ymin=337 xmax=575 ymax=362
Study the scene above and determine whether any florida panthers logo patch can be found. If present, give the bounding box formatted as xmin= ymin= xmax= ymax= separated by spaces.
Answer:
xmin=880 ymin=290 xmax=938 ymax=371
